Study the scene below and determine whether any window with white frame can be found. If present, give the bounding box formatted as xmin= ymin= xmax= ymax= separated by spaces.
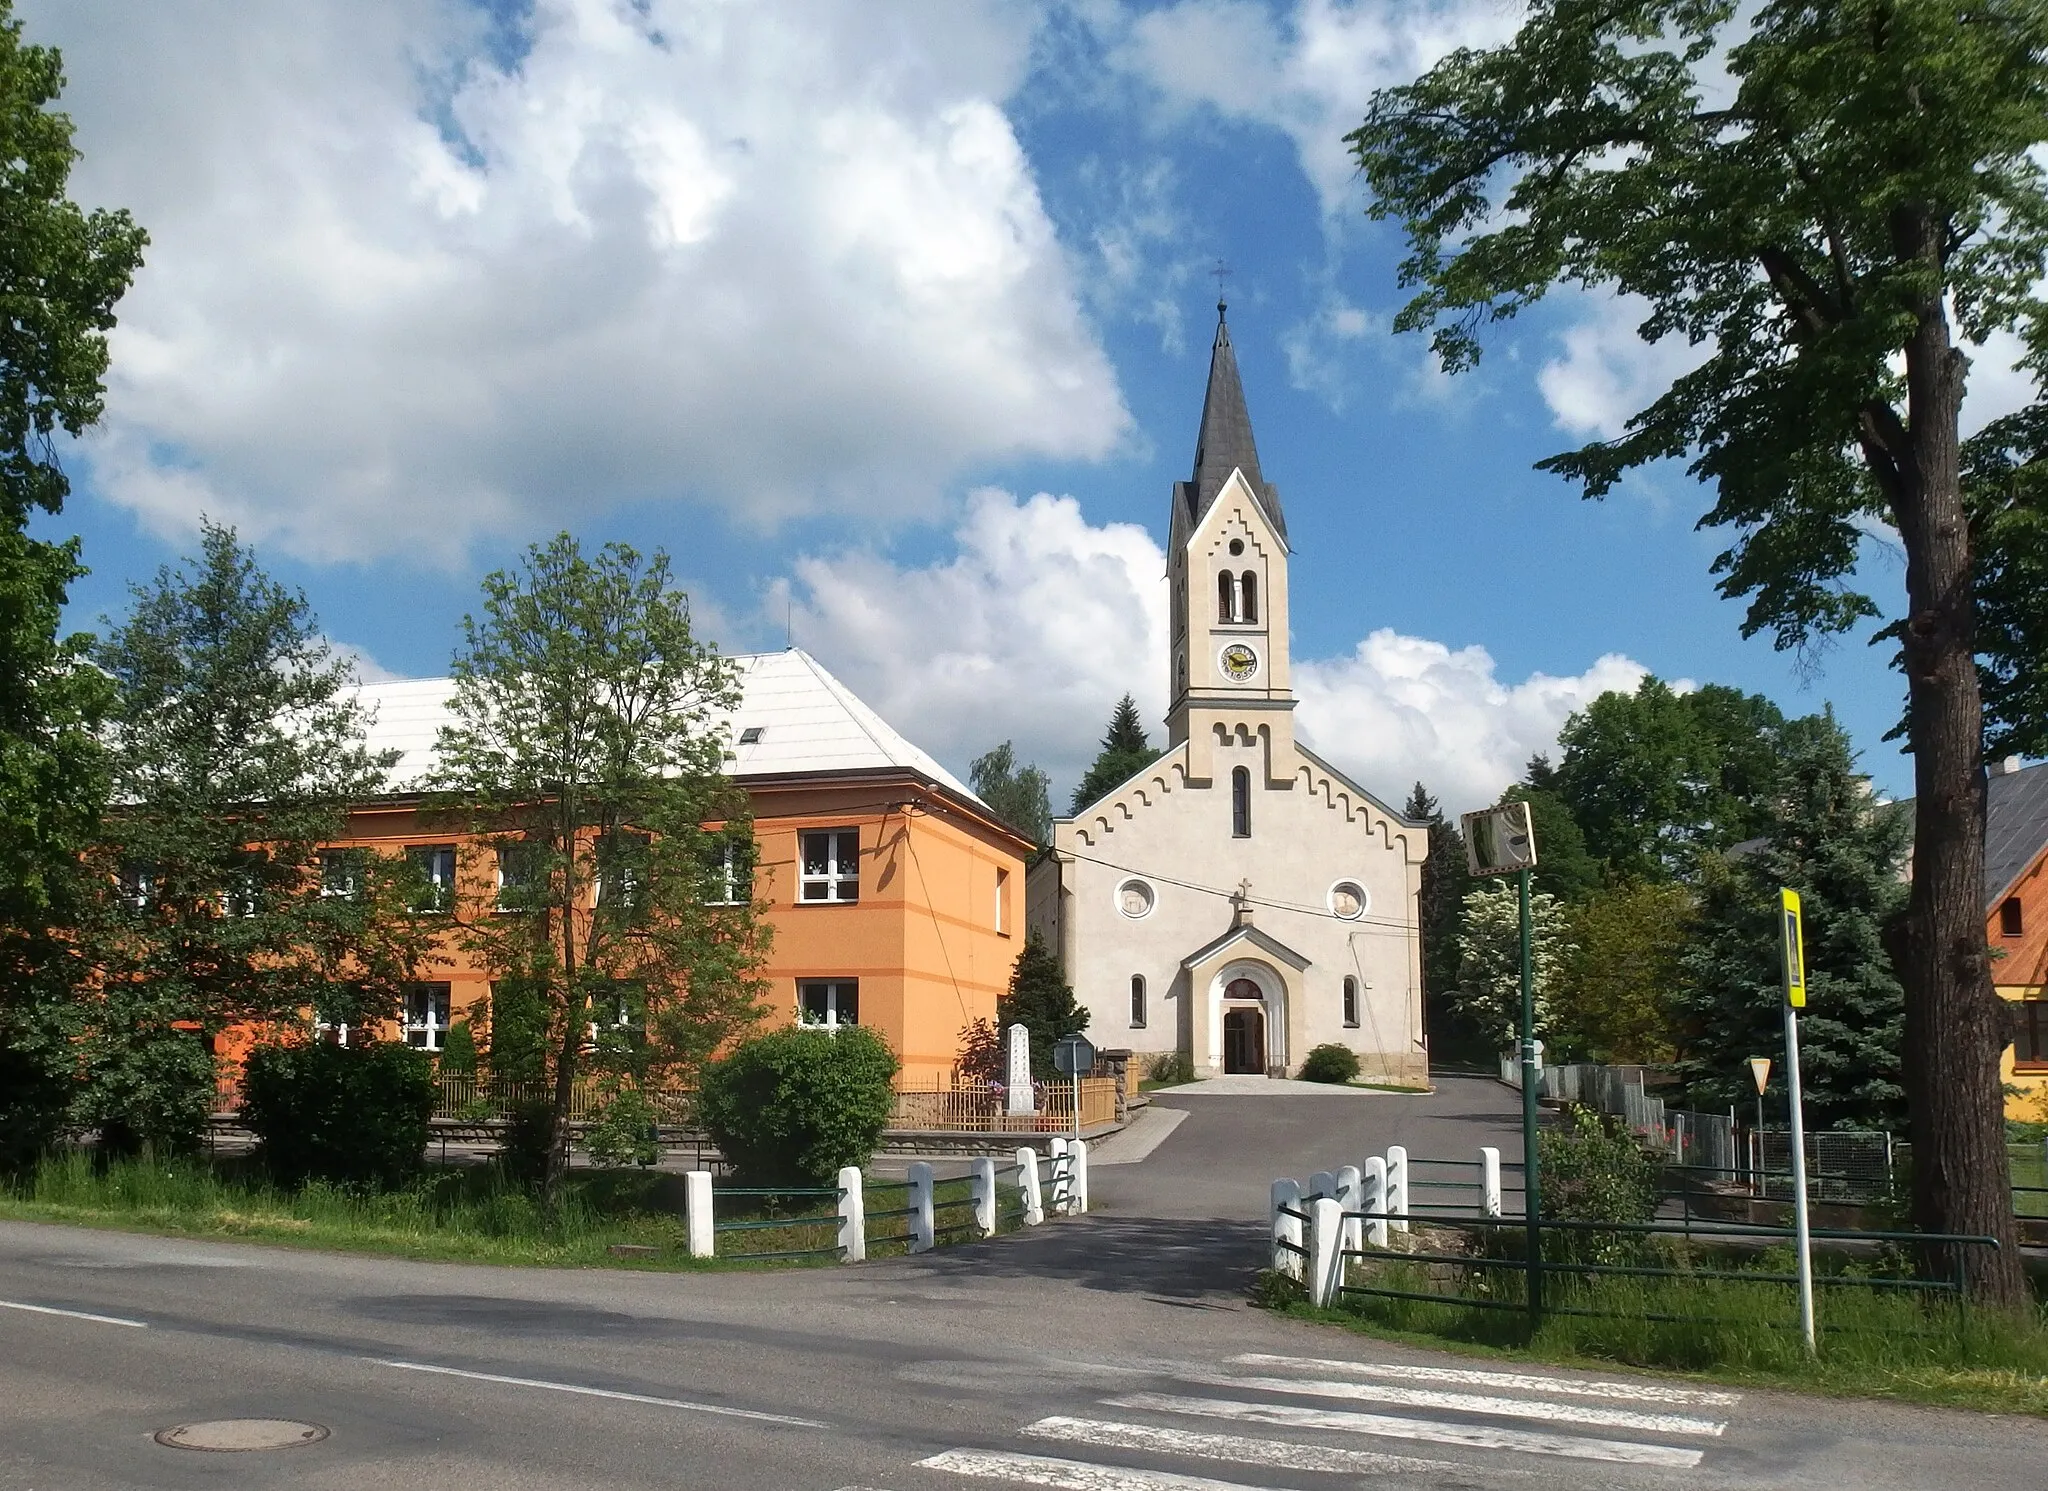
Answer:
xmin=404 ymin=983 xmax=452 ymax=1050
xmin=495 ymin=844 xmax=536 ymax=911
xmin=799 ymin=829 xmax=859 ymax=903
xmin=704 ymin=834 xmax=756 ymax=905
xmin=1130 ymin=974 xmax=1146 ymax=1028
xmin=798 ymin=979 xmax=858 ymax=1029
xmin=224 ymin=853 xmax=265 ymax=918
xmin=408 ymin=844 xmax=456 ymax=912
xmin=320 ymin=849 xmax=364 ymax=900
xmin=596 ymin=831 xmax=649 ymax=916
xmin=119 ymin=862 xmax=155 ymax=910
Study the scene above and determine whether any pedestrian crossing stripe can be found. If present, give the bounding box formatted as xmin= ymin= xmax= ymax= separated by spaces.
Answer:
xmin=918 ymin=1448 xmax=1300 ymax=1491
xmin=1018 ymin=1415 xmax=1485 ymax=1477
xmin=1227 ymin=1352 xmax=1740 ymax=1407
xmin=1104 ymin=1392 xmax=1705 ymax=1468
xmin=1180 ymin=1370 xmax=1726 ymax=1437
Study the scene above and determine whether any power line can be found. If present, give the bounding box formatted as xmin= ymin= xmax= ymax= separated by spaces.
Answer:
xmin=1059 ymin=847 xmax=1413 ymax=935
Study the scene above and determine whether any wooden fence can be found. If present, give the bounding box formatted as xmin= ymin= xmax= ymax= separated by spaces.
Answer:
xmin=888 ymin=1079 xmax=1117 ymax=1133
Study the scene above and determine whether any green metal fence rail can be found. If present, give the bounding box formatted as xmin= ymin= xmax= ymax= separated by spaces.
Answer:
xmin=708 ymin=1181 xmax=844 ymax=1261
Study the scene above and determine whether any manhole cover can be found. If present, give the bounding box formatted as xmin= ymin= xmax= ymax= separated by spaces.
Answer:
xmin=154 ymin=1420 xmax=329 ymax=1452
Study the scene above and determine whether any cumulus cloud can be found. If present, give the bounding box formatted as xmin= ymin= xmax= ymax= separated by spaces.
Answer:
xmin=782 ymin=487 xmax=1647 ymax=812
xmin=1115 ymin=0 xmax=1521 ymax=217
xmin=33 ymin=0 xmax=1126 ymax=563
xmin=1537 ymin=293 xmax=1711 ymax=440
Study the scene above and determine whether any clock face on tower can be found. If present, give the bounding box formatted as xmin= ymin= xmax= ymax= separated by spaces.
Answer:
xmin=1219 ymin=643 xmax=1259 ymax=683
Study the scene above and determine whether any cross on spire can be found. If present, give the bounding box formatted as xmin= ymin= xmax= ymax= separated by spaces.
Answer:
xmin=1211 ymin=259 xmax=1232 ymax=316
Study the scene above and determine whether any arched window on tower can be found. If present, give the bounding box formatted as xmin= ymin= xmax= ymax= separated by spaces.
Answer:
xmin=1217 ymin=570 xmax=1237 ymax=622
xmin=1232 ymin=766 xmax=1251 ymax=838
xmin=1130 ymin=975 xmax=1147 ymax=1028
xmin=1241 ymin=571 xmax=1258 ymax=623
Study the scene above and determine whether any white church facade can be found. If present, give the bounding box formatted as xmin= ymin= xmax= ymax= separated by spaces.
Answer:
xmin=1026 ymin=307 xmax=1430 ymax=1085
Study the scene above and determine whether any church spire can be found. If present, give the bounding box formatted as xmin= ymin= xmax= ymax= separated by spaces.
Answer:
xmin=1185 ymin=302 xmax=1286 ymax=540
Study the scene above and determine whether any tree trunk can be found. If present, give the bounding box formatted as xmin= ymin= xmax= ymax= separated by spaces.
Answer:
xmin=543 ymin=799 xmax=581 ymax=1209
xmin=1886 ymin=210 xmax=2024 ymax=1306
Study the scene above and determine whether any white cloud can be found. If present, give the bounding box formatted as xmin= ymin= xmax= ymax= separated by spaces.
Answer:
xmin=1281 ymin=291 xmax=1382 ymax=409
xmin=1116 ymin=0 xmax=1522 ymax=217
xmin=1294 ymin=634 xmax=1649 ymax=813
xmin=1961 ymin=327 xmax=2041 ymax=438
xmin=1538 ymin=293 xmax=1711 ymax=440
xmin=782 ymin=487 xmax=1647 ymax=813
xmin=32 ymin=0 xmax=1126 ymax=563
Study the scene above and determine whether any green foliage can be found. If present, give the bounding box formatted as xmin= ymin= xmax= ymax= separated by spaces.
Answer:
xmin=1554 ymin=680 xmax=1789 ymax=882
xmin=239 ymin=1040 xmax=436 ymax=1190
xmin=1539 ymin=1107 xmax=1660 ymax=1225
xmin=954 ymin=1017 xmax=1003 ymax=1086
xmin=497 ymin=1098 xmax=556 ymax=1188
xmin=583 ymin=1077 xmax=660 ymax=1169
xmin=1146 ymin=1051 xmax=1196 ymax=1087
xmin=1299 ymin=1043 xmax=1362 ymax=1084
xmin=481 ymin=977 xmax=550 ymax=1084
xmin=1071 ymin=694 xmax=1162 ymax=813
xmin=1551 ymin=881 xmax=1693 ymax=1063
xmin=0 ymin=0 xmax=146 ymax=1176
xmin=72 ymin=1026 xmax=217 ymax=1156
xmin=1453 ymin=878 xmax=1576 ymax=1050
xmin=1503 ymin=768 xmax=1603 ymax=903
xmin=968 ymin=741 xmax=1053 ymax=846
xmin=438 ymin=1018 xmax=478 ymax=1077
xmin=84 ymin=523 xmax=431 ymax=1144
xmin=998 ymin=931 xmax=1088 ymax=1077
xmin=1673 ymin=713 xmax=1910 ymax=1129
xmin=1960 ymin=404 xmax=2048 ymax=758
xmin=696 ymin=1025 xmax=898 ymax=1183
xmin=429 ymin=534 xmax=769 ymax=1198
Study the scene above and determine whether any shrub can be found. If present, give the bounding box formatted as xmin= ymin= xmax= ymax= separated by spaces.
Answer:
xmin=240 ymin=1040 xmax=436 ymax=1190
xmin=1146 ymin=1051 xmax=1195 ymax=1087
xmin=1298 ymin=1044 xmax=1361 ymax=1084
xmin=954 ymin=1018 xmax=1003 ymax=1086
xmin=1535 ymin=1104 xmax=1660 ymax=1263
xmin=697 ymin=1025 xmax=898 ymax=1183
xmin=439 ymin=1018 xmax=479 ymax=1077
xmin=498 ymin=1097 xmax=556 ymax=1188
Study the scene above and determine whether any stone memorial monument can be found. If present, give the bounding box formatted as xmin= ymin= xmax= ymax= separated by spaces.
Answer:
xmin=1004 ymin=1022 xmax=1035 ymax=1116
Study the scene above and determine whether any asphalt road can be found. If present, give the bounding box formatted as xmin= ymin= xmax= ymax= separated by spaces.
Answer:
xmin=4 ymin=1079 xmax=2046 ymax=1491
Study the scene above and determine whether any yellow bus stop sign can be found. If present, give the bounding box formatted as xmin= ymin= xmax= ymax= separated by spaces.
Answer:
xmin=1780 ymin=888 xmax=1806 ymax=1009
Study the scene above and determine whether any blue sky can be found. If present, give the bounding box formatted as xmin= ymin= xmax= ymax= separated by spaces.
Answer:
xmin=30 ymin=0 xmax=1998 ymax=811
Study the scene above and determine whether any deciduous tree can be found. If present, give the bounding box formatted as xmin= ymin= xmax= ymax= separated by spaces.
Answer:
xmin=0 ymin=0 xmax=145 ymax=1169
xmin=1352 ymin=0 xmax=2048 ymax=1297
xmin=1453 ymin=879 xmax=1576 ymax=1052
xmin=429 ymin=534 xmax=768 ymax=1201
xmin=969 ymin=741 xmax=1053 ymax=848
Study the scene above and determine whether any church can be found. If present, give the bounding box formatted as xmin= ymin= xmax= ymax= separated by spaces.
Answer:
xmin=1026 ymin=306 xmax=1430 ymax=1084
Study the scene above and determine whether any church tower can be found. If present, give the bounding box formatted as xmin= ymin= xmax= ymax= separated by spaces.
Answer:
xmin=1165 ymin=303 xmax=1296 ymax=779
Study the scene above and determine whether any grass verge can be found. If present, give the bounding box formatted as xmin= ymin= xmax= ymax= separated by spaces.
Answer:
xmin=1260 ymin=1252 xmax=2048 ymax=1416
xmin=0 ymin=1151 xmax=999 ymax=1270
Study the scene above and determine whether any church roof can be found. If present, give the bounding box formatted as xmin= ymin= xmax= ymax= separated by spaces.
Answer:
xmin=1179 ymin=304 xmax=1287 ymax=541
xmin=347 ymin=649 xmax=980 ymax=804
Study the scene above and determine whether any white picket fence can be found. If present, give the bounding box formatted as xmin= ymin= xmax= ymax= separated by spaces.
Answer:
xmin=1270 ymin=1145 xmax=1507 ymax=1306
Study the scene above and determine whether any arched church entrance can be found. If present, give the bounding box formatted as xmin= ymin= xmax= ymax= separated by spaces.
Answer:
xmin=1222 ymin=978 xmax=1266 ymax=1074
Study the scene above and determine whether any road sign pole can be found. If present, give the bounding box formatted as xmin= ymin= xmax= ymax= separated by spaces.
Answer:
xmin=1518 ymin=865 xmax=1541 ymax=1326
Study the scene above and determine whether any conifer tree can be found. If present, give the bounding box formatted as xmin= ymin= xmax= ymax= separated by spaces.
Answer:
xmin=1405 ymin=783 xmax=1481 ymax=1062
xmin=1671 ymin=714 xmax=1909 ymax=1132
xmin=1071 ymin=694 xmax=1162 ymax=813
xmin=998 ymin=931 xmax=1088 ymax=1077
xmin=85 ymin=524 xmax=431 ymax=1151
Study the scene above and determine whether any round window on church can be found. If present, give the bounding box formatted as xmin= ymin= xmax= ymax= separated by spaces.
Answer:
xmin=1116 ymin=878 xmax=1156 ymax=919
xmin=1328 ymin=879 xmax=1369 ymax=920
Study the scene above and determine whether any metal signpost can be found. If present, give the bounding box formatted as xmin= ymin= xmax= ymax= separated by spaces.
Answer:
xmin=1779 ymin=888 xmax=1817 ymax=1354
xmin=1053 ymin=1033 xmax=1096 ymax=1143
xmin=1462 ymin=801 xmax=1541 ymax=1323
xmin=1748 ymin=1056 xmax=1771 ymax=1192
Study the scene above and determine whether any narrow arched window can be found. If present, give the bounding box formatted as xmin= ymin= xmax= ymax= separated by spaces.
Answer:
xmin=1342 ymin=976 xmax=1360 ymax=1028
xmin=1241 ymin=571 xmax=1258 ymax=623
xmin=1217 ymin=570 xmax=1236 ymax=622
xmin=1130 ymin=975 xmax=1146 ymax=1028
xmin=1232 ymin=765 xmax=1251 ymax=837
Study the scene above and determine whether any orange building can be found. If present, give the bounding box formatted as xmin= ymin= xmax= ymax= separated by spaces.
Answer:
xmin=321 ymin=650 xmax=1029 ymax=1084
xmin=1990 ymin=758 xmax=2048 ymax=1117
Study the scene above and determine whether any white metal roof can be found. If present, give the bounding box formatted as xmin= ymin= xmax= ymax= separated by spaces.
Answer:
xmin=351 ymin=649 xmax=978 ymax=803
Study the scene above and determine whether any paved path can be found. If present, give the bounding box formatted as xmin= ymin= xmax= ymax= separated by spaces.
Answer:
xmin=6 ymin=1216 xmax=2047 ymax=1491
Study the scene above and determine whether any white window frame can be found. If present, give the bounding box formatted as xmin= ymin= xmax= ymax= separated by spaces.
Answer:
xmin=404 ymin=983 xmax=452 ymax=1050
xmin=409 ymin=844 xmax=456 ymax=912
xmin=495 ymin=845 xmax=535 ymax=912
xmin=799 ymin=829 xmax=859 ymax=904
xmin=706 ymin=838 xmax=754 ymax=906
xmin=797 ymin=979 xmax=859 ymax=1030
xmin=320 ymin=849 xmax=362 ymax=900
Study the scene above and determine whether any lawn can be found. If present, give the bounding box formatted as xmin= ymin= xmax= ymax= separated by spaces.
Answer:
xmin=0 ymin=1151 xmax=998 ymax=1270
